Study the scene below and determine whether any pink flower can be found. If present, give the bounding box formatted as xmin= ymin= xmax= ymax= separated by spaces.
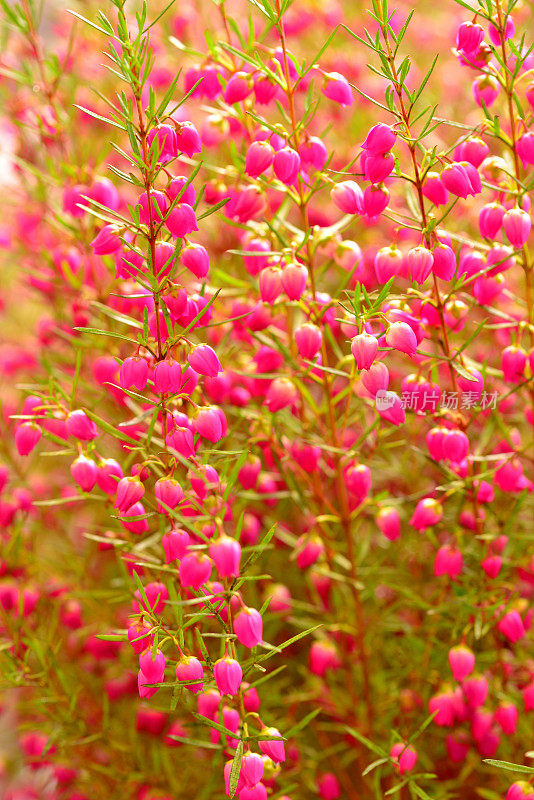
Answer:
xmin=234 ymin=607 xmax=263 ymax=648
xmin=120 ymin=357 xmax=149 ymax=391
xmin=273 ymin=147 xmax=301 ymax=184
xmin=386 ymin=321 xmax=418 ymax=355
xmin=70 ymin=455 xmax=97 ymax=491
xmin=188 ymin=344 xmax=222 ymax=377
xmin=351 ymin=332 xmax=378 ymax=370
xmin=213 ymin=656 xmax=242 ymax=696
xmin=390 ymin=743 xmax=418 ymax=774
xmin=362 ymin=123 xmax=396 ymax=154
xmin=154 ymin=477 xmax=184 ymax=513
xmin=15 ymin=422 xmax=42 ymax=456
xmin=281 ymin=263 xmax=308 ymax=300
xmin=295 ymin=323 xmax=322 ymax=359
xmin=91 ymin=224 xmax=121 ymax=255
xmin=209 ymin=535 xmax=241 ymax=577
xmin=176 ymin=656 xmax=204 ymax=694
xmin=503 ymin=208 xmax=531 ymax=249
xmin=410 ymin=498 xmax=443 ymax=531
xmin=245 ymin=141 xmax=274 ymax=177
xmin=179 ymin=552 xmax=212 ymax=589
xmin=66 ymin=410 xmax=98 ymax=441
xmin=330 ymin=181 xmax=363 ymax=215
xmin=376 ymin=507 xmax=401 ymax=541
xmin=166 ymin=203 xmax=199 ymax=238
xmin=448 ymin=645 xmax=475 ymax=681
xmin=322 ymin=72 xmax=353 ymax=106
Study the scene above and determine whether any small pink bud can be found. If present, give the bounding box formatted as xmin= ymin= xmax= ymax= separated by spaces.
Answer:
xmin=162 ymin=528 xmax=189 ymax=562
xmin=441 ymin=163 xmax=470 ymax=199
xmin=374 ymin=245 xmax=403 ymax=282
xmin=432 ymin=243 xmax=456 ymax=281
xmin=361 ymin=362 xmax=389 ymax=396
xmin=386 ymin=321 xmax=418 ymax=355
xmin=259 ymin=266 xmax=283 ymax=304
xmin=214 ymin=656 xmax=242 ymax=696
xmin=296 ymin=535 xmax=324 ymax=569
xmin=234 ymin=607 xmax=263 ymax=648
xmin=137 ymin=190 xmax=167 ymax=224
xmin=66 ymin=410 xmax=98 ymax=441
xmin=147 ymin=124 xmax=178 ymax=162
xmin=322 ymin=72 xmax=353 ymax=106
xmin=376 ymin=507 xmax=401 ymax=541
xmin=351 ymin=332 xmax=378 ymax=370
xmin=155 ymin=477 xmax=184 ymax=514
xmin=167 ymin=175 xmax=196 ymax=206
xmin=273 ymin=147 xmax=301 ymax=185
xmin=194 ymin=406 xmax=226 ymax=442
xmin=410 ymin=498 xmax=443 ymax=531
xmin=127 ymin=621 xmax=153 ymax=654
xmin=390 ymin=743 xmax=418 ymax=774
xmin=463 ymin=675 xmax=488 ymax=707
xmin=120 ymin=357 xmax=149 ymax=391
xmin=166 ymin=203 xmax=199 ymax=238
xmin=91 ymin=224 xmax=121 ymax=255
xmin=245 ymin=141 xmax=274 ymax=177
xmin=456 ymin=21 xmax=484 ymax=53
xmin=176 ymin=656 xmax=204 ymax=694
xmin=179 ymin=552 xmax=212 ymax=590
xmin=330 ymin=181 xmax=363 ymax=215
xmin=317 ymin=773 xmax=341 ymax=800
xmin=498 ymin=610 xmax=526 ymax=643
xmin=442 ymin=429 xmax=469 ymax=464
xmin=518 ymin=131 xmax=534 ymax=166
xmin=503 ymin=208 xmax=531 ymax=249
xmin=70 ymin=455 xmax=97 ymax=492
xmin=15 ymin=422 xmax=42 ymax=456
xmin=188 ymin=344 xmax=222 ymax=378
xmin=407 ymin=246 xmax=434 ymax=284
xmin=495 ymin=703 xmax=518 ymax=735
xmin=423 ymin=172 xmax=449 ymax=206
xmin=139 ymin=647 xmax=165 ymax=683
xmin=501 ymin=346 xmax=527 ymax=383
xmin=175 ymin=121 xmax=202 ymax=157
xmin=345 ymin=463 xmax=371 ymax=499
xmin=482 ymin=555 xmax=502 ymax=578
xmin=115 ymin=476 xmax=144 ymax=512
xmin=224 ymin=71 xmax=252 ymax=103
xmin=209 ymin=536 xmax=241 ymax=578
xmin=434 ymin=545 xmax=463 ymax=579
xmin=448 ymin=645 xmax=475 ymax=681
xmin=472 ymin=75 xmax=500 ymax=107
xmin=362 ymin=151 xmax=395 ymax=183
xmin=299 ymin=136 xmax=328 ymax=170
xmin=259 ymin=727 xmax=285 ymax=762
xmin=153 ymin=359 xmax=183 ymax=394
xmin=181 ymin=243 xmax=210 ymax=278
xmin=362 ymin=123 xmax=396 ymax=155
xmin=281 ymin=263 xmax=308 ymax=300
xmin=479 ymin=202 xmax=505 ymax=239
xmin=265 ymin=377 xmax=297 ymax=412
xmin=363 ymin=185 xmax=390 ymax=217
xmin=241 ymin=752 xmax=264 ymax=787
xmin=295 ymin=323 xmax=322 ymax=359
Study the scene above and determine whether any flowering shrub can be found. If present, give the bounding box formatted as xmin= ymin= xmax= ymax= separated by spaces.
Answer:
xmin=0 ymin=0 xmax=533 ymax=797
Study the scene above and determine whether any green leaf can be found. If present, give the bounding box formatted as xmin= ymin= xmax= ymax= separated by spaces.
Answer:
xmin=345 ymin=727 xmax=388 ymax=757
xmin=190 ymin=712 xmax=240 ymax=739
xmin=229 ymin=741 xmax=244 ymax=798
xmin=284 ymin=708 xmax=321 ymax=738
xmin=484 ymin=760 xmax=534 ymax=775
